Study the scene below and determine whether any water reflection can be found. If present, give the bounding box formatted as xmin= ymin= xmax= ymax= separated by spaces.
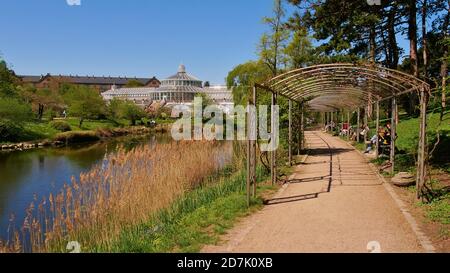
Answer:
xmin=0 ymin=134 xmax=173 ymax=239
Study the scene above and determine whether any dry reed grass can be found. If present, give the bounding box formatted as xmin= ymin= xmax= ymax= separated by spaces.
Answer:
xmin=0 ymin=140 xmax=233 ymax=253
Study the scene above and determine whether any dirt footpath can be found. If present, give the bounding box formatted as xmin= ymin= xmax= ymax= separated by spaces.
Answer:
xmin=203 ymin=131 xmax=432 ymax=253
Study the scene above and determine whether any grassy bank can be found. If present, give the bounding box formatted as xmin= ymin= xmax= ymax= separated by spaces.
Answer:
xmin=102 ymin=166 xmax=272 ymax=253
xmin=0 ymin=140 xmax=274 ymax=253
xmin=1 ymin=117 xmax=174 ymax=145
xmin=0 ymin=141 xmax=237 ymax=252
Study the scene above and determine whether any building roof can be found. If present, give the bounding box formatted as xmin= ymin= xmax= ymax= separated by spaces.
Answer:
xmin=102 ymin=87 xmax=158 ymax=96
xmin=155 ymin=85 xmax=203 ymax=93
xmin=163 ymin=64 xmax=202 ymax=82
xmin=19 ymin=74 xmax=160 ymax=86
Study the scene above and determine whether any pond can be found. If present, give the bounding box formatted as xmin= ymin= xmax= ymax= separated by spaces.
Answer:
xmin=0 ymin=133 xmax=228 ymax=240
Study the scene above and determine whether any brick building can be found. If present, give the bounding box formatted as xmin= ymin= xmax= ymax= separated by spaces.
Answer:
xmin=19 ymin=73 xmax=160 ymax=92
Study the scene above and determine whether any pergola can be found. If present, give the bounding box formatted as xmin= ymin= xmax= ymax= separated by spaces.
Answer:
xmin=246 ymin=63 xmax=431 ymax=204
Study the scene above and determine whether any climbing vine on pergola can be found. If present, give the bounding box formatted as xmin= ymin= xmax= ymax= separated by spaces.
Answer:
xmin=246 ymin=63 xmax=431 ymax=204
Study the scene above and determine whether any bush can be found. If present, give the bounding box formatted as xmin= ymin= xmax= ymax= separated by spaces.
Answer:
xmin=0 ymin=97 xmax=33 ymax=122
xmin=0 ymin=119 xmax=24 ymax=142
xmin=53 ymin=131 xmax=100 ymax=144
xmin=50 ymin=120 xmax=72 ymax=132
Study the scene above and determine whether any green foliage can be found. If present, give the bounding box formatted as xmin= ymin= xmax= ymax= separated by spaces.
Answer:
xmin=18 ymin=85 xmax=65 ymax=120
xmin=0 ymin=120 xmax=24 ymax=142
xmin=120 ymin=101 xmax=147 ymax=126
xmin=0 ymin=97 xmax=33 ymax=122
xmin=49 ymin=120 xmax=72 ymax=132
xmin=125 ymin=79 xmax=145 ymax=87
xmin=64 ymin=86 xmax=106 ymax=127
xmin=226 ymin=61 xmax=271 ymax=105
xmin=0 ymin=59 xmax=20 ymax=98
xmin=194 ymin=92 xmax=214 ymax=111
xmin=426 ymin=196 xmax=450 ymax=225
xmin=284 ymin=29 xmax=314 ymax=68
xmin=53 ymin=131 xmax=100 ymax=144
xmin=258 ymin=0 xmax=290 ymax=75
xmin=396 ymin=111 xmax=450 ymax=155
xmin=107 ymin=98 xmax=146 ymax=125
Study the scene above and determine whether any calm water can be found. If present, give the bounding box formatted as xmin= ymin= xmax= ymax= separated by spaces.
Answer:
xmin=0 ymin=134 xmax=179 ymax=239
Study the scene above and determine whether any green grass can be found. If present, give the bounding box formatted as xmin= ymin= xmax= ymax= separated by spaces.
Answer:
xmin=1 ymin=118 xmax=131 ymax=144
xmin=396 ymin=111 xmax=450 ymax=154
xmin=94 ymin=166 xmax=272 ymax=253
xmin=65 ymin=118 xmax=127 ymax=131
xmin=21 ymin=121 xmax=60 ymax=141
xmin=426 ymin=197 xmax=450 ymax=225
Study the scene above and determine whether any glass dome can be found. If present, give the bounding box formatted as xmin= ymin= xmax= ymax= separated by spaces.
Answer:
xmin=160 ymin=64 xmax=203 ymax=88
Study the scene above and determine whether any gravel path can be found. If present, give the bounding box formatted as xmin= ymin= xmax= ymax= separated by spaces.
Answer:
xmin=203 ymin=131 xmax=426 ymax=253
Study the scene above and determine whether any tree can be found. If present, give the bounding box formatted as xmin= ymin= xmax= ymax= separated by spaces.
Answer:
xmin=19 ymin=85 xmax=64 ymax=120
xmin=258 ymin=0 xmax=290 ymax=76
xmin=106 ymin=97 xmax=125 ymax=122
xmin=407 ymin=0 xmax=419 ymax=77
xmin=438 ymin=0 xmax=450 ymax=119
xmin=194 ymin=92 xmax=214 ymax=111
xmin=119 ymin=101 xmax=146 ymax=126
xmin=0 ymin=97 xmax=33 ymax=142
xmin=125 ymin=79 xmax=145 ymax=87
xmin=0 ymin=59 xmax=20 ymax=98
xmin=0 ymin=97 xmax=33 ymax=122
xmin=226 ymin=61 xmax=271 ymax=106
xmin=64 ymin=86 xmax=106 ymax=128
xmin=284 ymin=28 xmax=313 ymax=69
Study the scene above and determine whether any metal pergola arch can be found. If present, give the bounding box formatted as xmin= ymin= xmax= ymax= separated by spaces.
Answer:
xmin=245 ymin=63 xmax=431 ymax=205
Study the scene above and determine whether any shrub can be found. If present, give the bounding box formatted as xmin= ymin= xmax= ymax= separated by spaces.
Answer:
xmin=0 ymin=97 xmax=33 ymax=122
xmin=0 ymin=119 xmax=24 ymax=142
xmin=53 ymin=131 xmax=100 ymax=143
xmin=50 ymin=120 xmax=72 ymax=132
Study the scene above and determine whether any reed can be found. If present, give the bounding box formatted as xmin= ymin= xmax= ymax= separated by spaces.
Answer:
xmin=0 ymin=140 xmax=235 ymax=253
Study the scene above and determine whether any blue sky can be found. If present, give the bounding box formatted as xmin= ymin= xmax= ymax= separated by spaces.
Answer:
xmin=0 ymin=0 xmax=275 ymax=84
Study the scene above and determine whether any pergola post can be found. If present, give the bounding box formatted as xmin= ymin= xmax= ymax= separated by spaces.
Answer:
xmin=247 ymin=85 xmax=258 ymax=206
xmin=330 ymin=112 xmax=334 ymax=132
xmin=288 ymin=99 xmax=293 ymax=166
xmin=322 ymin=112 xmax=325 ymax=128
xmin=390 ymin=96 xmax=397 ymax=174
xmin=347 ymin=111 xmax=350 ymax=140
xmin=301 ymin=105 xmax=305 ymax=150
xmin=252 ymin=86 xmax=257 ymax=198
xmin=246 ymin=101 xmax=251 ymax=206
xmin=271 ymin=92 xmax=277 ymax=185
xmin=364 ymin=107 xmax=369 ymax=142
xmin=357 ymin=108 xmax=360 ymax=143
xmin=375 ymin=101 xmax=380 ymax=158
xmin=298 ymin=103 xmax=303 ymax=154
xmin=416 ymin=88 xmax=429 ymax=199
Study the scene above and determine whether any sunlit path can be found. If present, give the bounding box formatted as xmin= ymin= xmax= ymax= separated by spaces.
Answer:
xmin=203 ymin=131 xmax=430 ymax=253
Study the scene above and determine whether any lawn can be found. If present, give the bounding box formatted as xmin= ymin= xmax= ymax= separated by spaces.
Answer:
xmin=2 ymin=118 xmax=129 ymax=144
xmin=396 ymin=111 xmax=450 ymax=154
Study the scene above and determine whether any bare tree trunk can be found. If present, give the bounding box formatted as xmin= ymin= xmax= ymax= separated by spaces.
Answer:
xmin=422 ymin=0 xmax=429 ymax=79
xmin=409 ymin=0 xmax=419 ymax=78
xmin=388 ymin=3 xmax=399 ymax=69
xmin=369 ymin=26 xmax=376 ymax=65
xmin=441 ymin=1 xmax=449 ymax=120
xmin=409 ymin=0 xmax=419 ymax=116
xmin=38 ymin=104 xmax=44 ymax=120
